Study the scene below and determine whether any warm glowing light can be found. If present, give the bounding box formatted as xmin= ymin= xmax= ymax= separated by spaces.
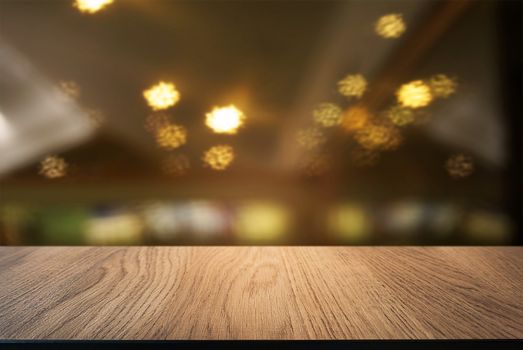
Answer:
xmin=428 ymin=205 xmax=460 ymax=237
xmin=145 ymin=112 xmax=171 ymax=133
xmin=429 ymin=74 xmax=457 ymax=98
xmin=337 ymin=74 xmax=367 ymax=98
xmin=142 ymin=203 xmax=184 ymax=239
xmin=161 ymin=154 xmax=190 ymax=176
xmin=234 ymin=202 xmax=290 ymax=242
xmin=385 ymin=202 xmax=426 ymax=234
xmin=341 ymin=105 xmax=370 ymax=133
xmin=39 ymin=155 xmax=68 ymax=179
xmin=396 ymin=80 xmax=433 ymax=108
xmin=73 ymin=0 xmax=114 ymax=14
xmin=143 ymin=81 xmax=180 ymax=111
xmin=328 ymin=204 xmax=371 ymax=242
xmin=375 ymin=13 xmax=406 ymax=39
xmin=313 ymin=103 xmax=342 ymax=127
xmin=142 ymin=202 xmax=227 ymax=239
xmin=296 ymin=127 xmax=326 ymax=150
xmin=385 ymin=105 xmax=416 ymax=126
xmin=58 ymin=80 xmax=81 ymax=99
xmin=86 ymin=214 xmax=143 ymax=245
xmin=355 ymin=123 xmax=402 ymax=151
xmin=188 ymin=201 xmax=229 ymax=237
xmin=155 ymin=124 xmax=187 ymax=149
xmin=205 ymin=105 xmax=245 ymax=134
xmin=203 ymin=145 xmax=234 ymax=170
xmin=464 ymin=211 xmax=511 ymax=243
xmin=446 ymin=153 xmax=474 ymax=179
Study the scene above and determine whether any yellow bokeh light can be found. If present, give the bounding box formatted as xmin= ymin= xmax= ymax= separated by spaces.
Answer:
xmin=313 ymin=103 xmax=342 ymax=127
xmin=86 ymin=214 xmax=143 ymax=245
xmin=296 ymin=127 xmax=326 ymax=150
xmin=337 ymin=74 xmax=367 ymax=98
xmin=234 ymin=202 xmax=289 ymax=242
xmin=355 ymin=123 xmax=402 ymax=151
xmin=73 ymin=0 xmax=114 ymax=14
xmin=203 ymin=145 xmax=234 ymax=170
xmin=464 ymin=211 xmax=511 ymax=243
xmin=341 ymin=105 xmax=370 ymax=133
xmin=143 ymin=81 xmax=180 ymax=111
xmin=205 ymin=105 xmax=245 ymax=134
xmin=385 ymin=105 xmax=416 ymax=126
xmin=396 ymin=80 xmax=433 ymax=108
xmin=328 ymin=204 xmax=371 ymax=242
xmin=161 ymin=154 xmax=190 ymax=176
xmin=375 ymin=13 xmax=406 ymax=39
xmin=155 ymin=124 xmax=187 ymax=149
xmin=39 ymin=155 xmax=68 ymax=179
xmin=446 ymin=153 xmax=474 ymax=179
xmin=429 ymin=74 xmax=457 ymax=98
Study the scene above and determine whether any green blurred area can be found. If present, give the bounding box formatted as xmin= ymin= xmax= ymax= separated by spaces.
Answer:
xmin=34 ymin=206 xmax=89 ymax=244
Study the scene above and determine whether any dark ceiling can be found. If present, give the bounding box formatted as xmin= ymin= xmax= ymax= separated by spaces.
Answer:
xmin=0 ymin=0 xmax=512 ymax=205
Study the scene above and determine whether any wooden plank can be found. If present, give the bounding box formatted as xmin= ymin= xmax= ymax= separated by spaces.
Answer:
xmin=0 ymin=247 xmax=521 ymax=339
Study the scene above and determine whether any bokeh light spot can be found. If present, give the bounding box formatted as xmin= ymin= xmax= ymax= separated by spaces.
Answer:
xmin=143 ymin=81 xmax=180 ymax=111
xmin=73 ymin=0 xmax=114 ymax=14
xmin=341 ymin=105 xmax=370 ymax=133
xmin=234 ymin=202 xmax=290 ymax=242
xmin=396 ymin=80 xmax=433 ymax=108
xmin=203 ymin=145 xmax=234 ymax=170
xmin=39 ymin=155 xmax=68 ymax=179
xmin=355 ymin=123 xmax=402 ymax=151
xmin=337 ymin=74 xmax=367 ymax=98
xmin=155 ymin=124 xmax=187 ymax=149
xmin=205 ymin=105 xmax=245 ymax=134
xmin=328 ymin=204 xmax=371 ymax=242
xmin=429 ymin=74 xmax=457 ymax=98
xmin=86 ymin=214 xmax=143 ymax=245
xmin=385 ymin=105 xmax=416 ymax=126
xmin=375 ymin=13 xmax=406 ymax=39
xmin=464 ymin=211 xmax=512 ymax=243
xmin=313 ymin=103 xmax=342 ymax=127
xmin=446 ymin=153 xmax=475 ymax=179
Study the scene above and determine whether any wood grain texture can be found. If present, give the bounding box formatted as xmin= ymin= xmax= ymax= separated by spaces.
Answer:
xmin=0 ymin=247 xmax=522 ymax=340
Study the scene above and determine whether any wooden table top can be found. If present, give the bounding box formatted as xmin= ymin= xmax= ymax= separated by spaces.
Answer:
xmin=0 ymin=246 xmax=522 ymax=340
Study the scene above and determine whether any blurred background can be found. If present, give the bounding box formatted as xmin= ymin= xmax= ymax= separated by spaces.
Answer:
xmin=0 ymin=0 xmax=521 ymax=246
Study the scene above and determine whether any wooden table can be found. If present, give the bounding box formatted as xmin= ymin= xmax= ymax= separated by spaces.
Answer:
xmin=0 ymin=247 xmax=522 ymax=340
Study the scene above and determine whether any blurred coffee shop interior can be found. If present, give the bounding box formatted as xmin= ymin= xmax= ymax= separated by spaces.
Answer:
xmin=0 ymin=0 xmax=521 ymax=246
